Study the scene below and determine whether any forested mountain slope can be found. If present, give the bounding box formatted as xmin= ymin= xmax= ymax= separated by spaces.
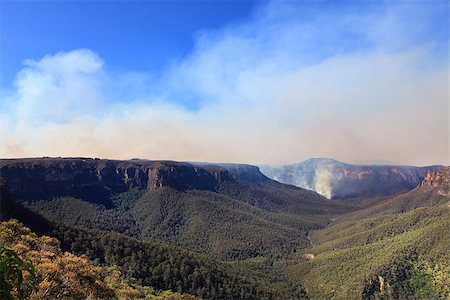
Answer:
xmin=284 ymin=167 xmax=450 ymax=299
xmin=0 ymin=178 xmax=308 ymax=299
xmin=0 ymin=158 xmax=344 ymax=260
xmin=1 ymin=158 xmax=448 ymax=299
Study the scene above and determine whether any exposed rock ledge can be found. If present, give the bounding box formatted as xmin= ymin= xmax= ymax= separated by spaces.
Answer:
xmin=0 ymin=158 xmax=268 ymax=206
xmin=419 ymin=166 xmax=450 ymax=196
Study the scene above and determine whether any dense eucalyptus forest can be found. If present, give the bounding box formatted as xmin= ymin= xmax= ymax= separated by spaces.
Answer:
xmin=0 ymin=158 xmax=448 ymax=299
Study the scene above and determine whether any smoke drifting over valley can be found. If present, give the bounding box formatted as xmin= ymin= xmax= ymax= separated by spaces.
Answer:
xmin=259 ymin=158 xmax=443 ymax=199
xmin=261 ymin=160 xmax=341 ymax=199
xmin=0 ymin=1 xmax=448 ymax=165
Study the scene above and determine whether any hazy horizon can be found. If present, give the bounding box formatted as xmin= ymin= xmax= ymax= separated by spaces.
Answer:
xmin=0 ymin=155 xmax=446 ymax=168
xmin=1 ymin=1 xmax=448 ymax=166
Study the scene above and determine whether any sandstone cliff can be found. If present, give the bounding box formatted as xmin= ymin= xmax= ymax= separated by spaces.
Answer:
xmin=0 ymin=158 xmax=268 ymax=206
xmin=419 ymin=166 xmax=450 ymax=196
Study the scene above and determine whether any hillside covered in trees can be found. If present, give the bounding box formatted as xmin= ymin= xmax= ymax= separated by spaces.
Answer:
xmin=1 ymin=158 xmax=343 ymax=260
xmin=0 ymin=159 xmax=448 ymax=299
xmin=0 ymin=176 xmax=308 ymax=299
xmin=283 ymin=168 xmax=450 ymax=299
xmin=0 ymin=219 xmax=199 ymax=300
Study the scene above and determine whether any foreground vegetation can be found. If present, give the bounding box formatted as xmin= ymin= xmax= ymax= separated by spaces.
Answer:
xmin=0 ymin=219 xmax=199 ymax=300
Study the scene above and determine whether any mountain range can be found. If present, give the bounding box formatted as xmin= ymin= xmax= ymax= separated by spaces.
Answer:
xmin=0 ymin=157 xmax=448 ymax=299
xmin=259 ymin=158 xmax=443 ymax=199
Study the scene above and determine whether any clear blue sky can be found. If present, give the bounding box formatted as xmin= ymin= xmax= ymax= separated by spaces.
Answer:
xmin=0 ymin=0 xmax=257 ymax=85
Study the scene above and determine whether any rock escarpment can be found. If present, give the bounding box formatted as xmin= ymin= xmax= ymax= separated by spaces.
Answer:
xmin=0 ymin=158 xmax=268 ymax=206
xmin=419 ymin=166 xmax=450 ymax=196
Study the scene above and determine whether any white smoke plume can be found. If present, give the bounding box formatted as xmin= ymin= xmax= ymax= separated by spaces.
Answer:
xmin=313 ymin=169 xmax=335 ymax=199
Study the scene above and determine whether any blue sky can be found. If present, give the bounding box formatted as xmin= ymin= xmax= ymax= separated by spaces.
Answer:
xmin=0 ymin=0 xmax=448 ymax=165
xmin=0 ymin=0 xmax=257 ymax=86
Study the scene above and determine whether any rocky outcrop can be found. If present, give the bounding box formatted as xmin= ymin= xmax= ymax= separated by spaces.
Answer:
xmin=260 ymin=158 xmax=443 ymax=199
xmin=362 ymin=275 xmax=386 ymax=299
xmin=215 ymin=163 xmax=269 ymax=183
xmin=0 ymin=158 xmax=269 ymax=206
xmin=194 ymin=163 xmax=269 ymax=183
xmin=419 ymin=167 xmax=450 ymax=196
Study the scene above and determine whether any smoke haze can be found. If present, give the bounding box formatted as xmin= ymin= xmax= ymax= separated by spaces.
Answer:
xmin=0 ymin=1 xmax=448 ymax=165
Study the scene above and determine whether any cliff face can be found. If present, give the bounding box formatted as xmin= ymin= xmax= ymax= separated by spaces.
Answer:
xmin=0 ymin=158 xmax=268 ymax=206
xmin=260 ymin=158 xmax=444 ymax=199
xmin=419 ymin=167 xmax=450 ymax=196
